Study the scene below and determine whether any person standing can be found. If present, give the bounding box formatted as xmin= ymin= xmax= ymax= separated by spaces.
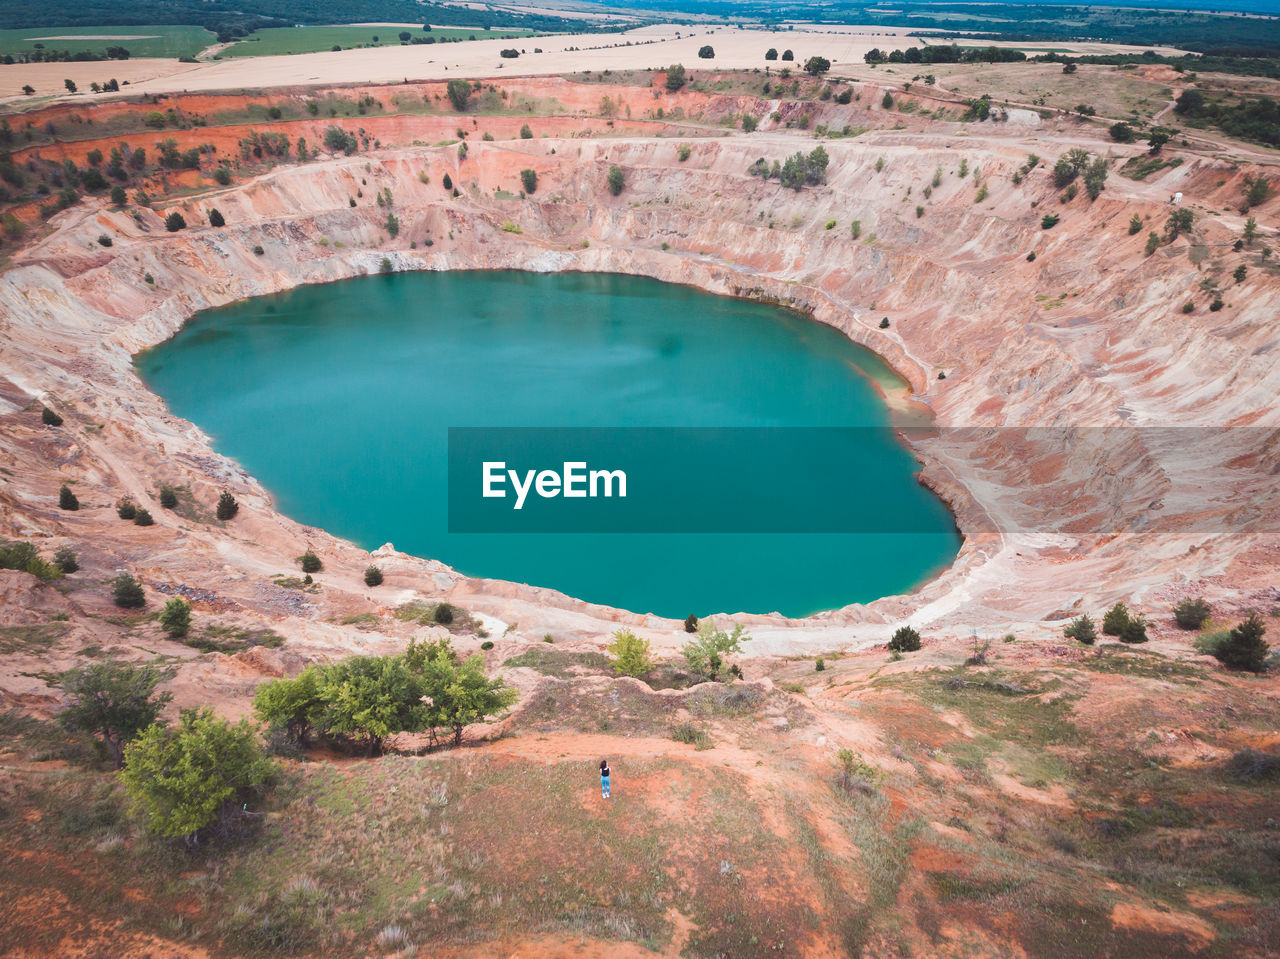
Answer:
xmin=599 ymin=759 xmax=611 ymax=799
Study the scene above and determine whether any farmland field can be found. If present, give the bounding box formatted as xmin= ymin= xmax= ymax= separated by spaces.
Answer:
xmin=221 ymin=25 xmax=540 ymax=58
xmin=0 ymin=25 xmax=213 ymax=60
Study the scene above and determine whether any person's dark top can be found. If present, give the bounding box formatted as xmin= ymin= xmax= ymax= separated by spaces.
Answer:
xmin=601 ymin=764 xmax=611 ymax=778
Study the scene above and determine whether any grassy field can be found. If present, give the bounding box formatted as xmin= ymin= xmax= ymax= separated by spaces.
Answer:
xmin=221 ymin=25 xmax=539 ymax=58
xmin=0 ymin=25 xmax=214 ymax=60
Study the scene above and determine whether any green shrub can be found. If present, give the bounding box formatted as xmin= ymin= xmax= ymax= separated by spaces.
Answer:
xmin=364 ymin=565 xmax=383 ymax=587
xmin=888 ymin=625 xmax=922 ymax=652
xmin=606 ymin=165 xmax=625 ymax=196
xmin=677 ymin=144 xmax=691 ymax=162
xmin=112 ymin=572 xmax=145 ymax=609
xmin=742 ymin=114 xmax=758 ymax=133
xmin=1118 ymin=615 xmax=1148 ymax=644
xmin=216 ymin=491 xmax=239 ymax=520
xmin=682 ymin=620 xmax=749 ymax=680
xmin=1225 ymin=747 xmax=1280 ymax=782
xmin=520 ymin=123 xmax=533 ymax=139
xmin=1214 ymin=612 xmax=1269 ymax=672
xmin=607 ymin=628 xmax=653 ymax=678
xmin=253 ymin=666 xmax=323 ymax=745
xmin=1128 ymin=214 xmax=1143 ymax=235
xmin=53 ymin=546 xmax=79 ymax=574
xmin=684 ymin=614 xmax=699 ymax=633
xmin=252 ymin=245 xmax=264 ymax=256
xmin=1064 ymin=614 xmax=1096 ymax=644
xmin=1194 ymin=629 xmax=1230 ymax=658
xmin=212 ymin=166 xmax=232 ymax=186
xmin=208 ymin=208 xmax=225 ymax=227
xmin=298 ymin=550 xmax=322 ymax=574
xmin=446 ymin=78 xmax=472 ymax=111
xmin=520 ymin=168 xmax=537 ymax=194
xmin=1102 ymin=602 xmax=1131 ymax=635
xmin=1041 ymin=213 xmax=1060 ymax=229
xmin=671 ymin=722 xmax=711 ymax=748
xmin=121 ymin=707 xmax=275 ymax=839
xmin=879 ymin=317 xmax=890 ymax=328
xmin=815 ymin=657 xmax=825 ymax=671
xmin=665 ymin=63 xmax=687 ymax=92
xmin=1173 ymin=597 xmax=1211 ymax=630
xmin=433 ymin=603 xmax=454 ymax=625
xmin=164 ymin=211 xmax=186 ymax=232
xmin=42 ymin=406 xmax=63 ymax=426
xmin=59 ymin=660 xmax=172 ymax=767
xmin=159 ymin=485 xmax=178 ymax=509
xmin=159 ymin=597 xmax=192 ymax=637
xmin=133 ymin=508 xmax=154 ymax=527
xmin=480 ymin=640 xmax=494 ymax=650
xmin=59 ymin=485 xmax=79 ymax=511
xmin=116 ymin=499 xmax=137 ymax=520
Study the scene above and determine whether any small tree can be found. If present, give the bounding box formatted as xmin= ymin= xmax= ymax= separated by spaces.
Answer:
xmin=765 ymin=48 xmax=778 ymax=61
xmin=421 ymin=653 xmax=518 ymax=747
xmin=520 ymin=168 xmax=537 ymax=194
xmin=782 ymin=49 xmax=794 ymax=61
xmin=1214 ymin=612 xmax=1269 ymax=672
xmin=1119 ymin=616 xmax=1148 ymax=644
xmin=1064 ymin=614 xmax=1096 ymax=645
xmin=881 ymin=90 xmax=894 ymax=109
xmin=298 ymin=550 xmax=323 ymax=573
xmin=665 ymin=64 xmax=688 ymax=92
xmin=117 ymin=499 xmax=137 ymax=520
xmin=208 ymin=208 xmax=225 ymax=227
xmin=42 ymin=406 xmax=63 ymax=426
xmin=253 ymin=666 xmax=324 ymax=745
xmin=1243 ymin=216 xmax=1258 ymax=245
xmin=159 ymin=597 xmax=192 ymax=637
xmin=316 ymin=654 xmax=430 ymax=754
xmin=60 ymin=660 xmax=173 ymax=767
xmin=1102 ymin=602 xmax=1130 ymax=636
xmin=110 ymin=185 xmax=127 ymax=205
xmin=64 ymin=78 xmax=77 ymax=93
xmin=121 ymin=708 xmax=275 ymax=841
xmin=1128 ymin=213 xmax=1143 ymax=235
xmin=519 ymin=123 xmax=533 ymax=139
xmin=684 ymin=614 xmax=699 ymax=634
xmin=607 ymin=629 xmax=653 ymax=678
xmin=433 ymin=602 xmax=454 ymax=625
xmin=1109 ymin=121 xmax=1135 ymax=143
xmin=216 ymin=491 xmax=238 ymax=520
xmin=212 ymin=166 xmax=232 ymax=186
xmin=1147 ymin=129 xmax=1170 ymax=154
xmin=888 ymin=625 xmax=922 ymax=652
xmin=1234 ymin=264 xmax=1247 ymax=283
xmin=159 ymin=485 xmax=178 ymax=509
xmin=1173 ymin=597 xmax=1211 ymax=630
xmin=133 ymin=508 xmax=154 ymax=526
xmin=442 ymin=172 xmax=453 ymax=191
xmin=164 ymin=211 xmax=186 ymax=232
xmin=53 ymin=546 xmax=79 ymax=573
xmin=607 ymin=165 xmax=625 ymax=196
xmin=112 ymin=572 xmax=146 ymax=608
xmin=698 ymin=45 xmax=715 ymax=59
xmin=803 ymin=56 xmax=831 ymax=76
xmin=59 ymin=485 xmax=79 ymax=510
xmin=364 ymin=564 xmax=383 ymax=586
xmin=682 ymin=620 xmax=749 ymax=680
xmin=446 ymin=78 xmax=472 ymax=111
xmin=1242 ymin=176 xmax=1272 ymax=211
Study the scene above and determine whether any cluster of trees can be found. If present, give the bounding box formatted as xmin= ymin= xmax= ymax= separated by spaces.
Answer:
xmin=1052 ymin=148 xmax=1108 ymax=200
xmin=747 ymin=146 xmax=830 ymax=190
xmin=0 ymin=539 xmax=76 ymax=581
xmin=865 ymin=45 xmax=1026 ymax=65
xmin=763 ymin=49 xmax=794 ymax=62
xmin=5 ymin=45 xmax=130 ymax=64
xmin=1063 ymin=597 xmax=1269 ymax=671
xmin=1175 ymin=88 xmax=1280 ymax=148
xmin=253 ymin=638 xmax=517 ymax=753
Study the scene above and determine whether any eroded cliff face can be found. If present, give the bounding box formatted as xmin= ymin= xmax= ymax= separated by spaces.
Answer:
xmin=2 ymin=80 xmax=1278 ymax=709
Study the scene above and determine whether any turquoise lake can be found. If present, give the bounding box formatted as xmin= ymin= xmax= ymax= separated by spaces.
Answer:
xmin=136 ymin=270 xmax=960 ymax=618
